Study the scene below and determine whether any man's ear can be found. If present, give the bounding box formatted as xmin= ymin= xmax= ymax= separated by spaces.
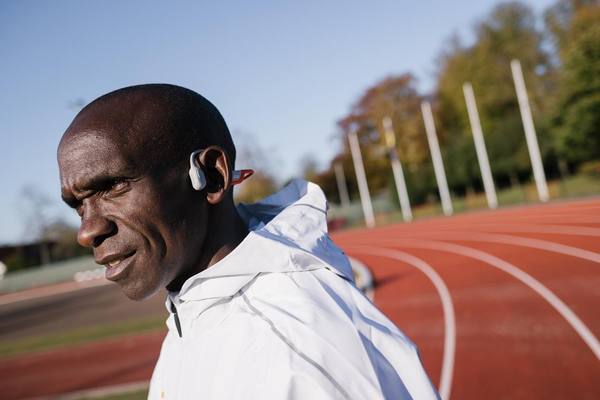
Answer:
xmin=197 ymin=146 xmax=232 ymax=205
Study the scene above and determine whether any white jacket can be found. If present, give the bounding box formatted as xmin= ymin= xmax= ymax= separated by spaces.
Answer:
xmin=148 ymin=180 xmax=439 ymax=400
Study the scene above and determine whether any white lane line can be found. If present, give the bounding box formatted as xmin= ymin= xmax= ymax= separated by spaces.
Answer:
xmin=380 ymin=238 xmax=600 ymax=361
xmin=484 ymin=224 xmax=600 ymax=236
xmin=340 ymin=214 xmax=600 ymax=237
xmin=417 ymin=231 xmax=600 ymax=264
xmin=408 ymin=223 xmax=600 ymax=237
xmin=409 ymin=212 xmax=600 ymax=225
xmin=348 ymin=246 xmax=456 ymax=400
xmin=36 ymin=380 xmax=149 ymax=400
xmin=499 ymin=214 xmax=600 ymax=223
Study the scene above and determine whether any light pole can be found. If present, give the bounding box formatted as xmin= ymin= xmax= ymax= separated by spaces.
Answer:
xmin=382 ymin=116 xmax=412 ymax=222
xmin=463 ymin=82 xmax=498 ymax=209
xmin=511 ymin=59 xmax=549 ymax=202
xmin=334 ymin=162 xmax=350 ymax=208
xmin=348 ymin=128 xmax=375 ymax=228
xmin=421 ymin=101 xmax=453 ymax=216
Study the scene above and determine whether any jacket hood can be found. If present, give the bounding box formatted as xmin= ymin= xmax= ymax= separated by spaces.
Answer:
xmin=171 ymin=179 xmax=353 ymax=305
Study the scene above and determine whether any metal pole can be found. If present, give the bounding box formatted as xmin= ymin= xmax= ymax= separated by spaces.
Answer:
xmin=421 ymin=101 xmax=453 ymax=216
xmin=462 ymin=82 xmax=498 ymax=209
xmin=334 ymin=163 xmax=351 ymax=208
xmin=348 ymin=130 xmax=375 ymax=228
xmin=382 ymin=117 xmax=412 ymax=222
xmin=510 ymin=59 xmax=549 ymax=202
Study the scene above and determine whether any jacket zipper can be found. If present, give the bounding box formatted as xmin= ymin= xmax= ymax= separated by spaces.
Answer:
xmin=170 ymin=302 xmax=183 ymax=338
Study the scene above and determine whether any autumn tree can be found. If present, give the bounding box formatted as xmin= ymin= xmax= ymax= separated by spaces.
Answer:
xmin=314 ymin=74 xmax=434 ymax=205
xmin=299 ymin=154 xmax=320 ymax=183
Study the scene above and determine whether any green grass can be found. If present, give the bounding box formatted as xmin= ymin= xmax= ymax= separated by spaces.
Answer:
xmin=0 ymin=316 xmax=165 ymax=359
xmin=556 ymin=173 xmax=600 ymax=198
xmin=371 ymin=174 xmax=600 ymax=225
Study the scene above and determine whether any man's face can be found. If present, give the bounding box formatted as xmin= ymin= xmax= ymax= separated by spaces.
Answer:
xmin=58 ymin=130 xmax=207 ymax=300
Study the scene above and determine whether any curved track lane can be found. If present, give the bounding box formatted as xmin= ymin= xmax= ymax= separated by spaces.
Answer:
xmin=335 ymin=198 xmax=600 ymax=399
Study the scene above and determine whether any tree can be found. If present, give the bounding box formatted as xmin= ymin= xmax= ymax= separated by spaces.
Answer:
xmin=315 ymin=74 xmax=431 ymax=204
xmin=5 ymin=185 xmax=89 ymax=270
xmin=233 ymin=131 xmax=279 ymax=203
xmin=299 ymin=154 xmax=320 ymax=183
xmin=546 ymin=1 xmax=600 ymax=166
xmin=19 ymin=185 xmax=56 ymax=242
xmin=545 ymin=0 xmax=598 ymax=55
xmin=234 ymin=173 xmax=278 ymax=203
xmin=435 ymin=2 xmax=556 ymax=189
xmin=339 ymin=74 xmax=429 ymax=167
xmin=42 ymin=220 xmax=90 ymax=261
xmin=316 ymin=0 xmax=599 ymax=210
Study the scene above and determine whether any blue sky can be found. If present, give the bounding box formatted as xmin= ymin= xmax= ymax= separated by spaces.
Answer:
xmin=0 ymin=0 xmax=555 ymax=244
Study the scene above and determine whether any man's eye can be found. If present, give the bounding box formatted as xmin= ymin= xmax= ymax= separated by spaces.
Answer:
xmin=112 ymin=179 xmax=128 ymax=191
xmin=101 ymin=179 xmax=130 ymax=197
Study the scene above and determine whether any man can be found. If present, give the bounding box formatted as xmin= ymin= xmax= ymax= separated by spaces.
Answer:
xmin=58 ymin=84 xmax=439 ymax=399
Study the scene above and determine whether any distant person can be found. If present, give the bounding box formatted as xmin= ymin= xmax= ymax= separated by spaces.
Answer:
xmin=57 ymin=84 xmax=439 ymax=399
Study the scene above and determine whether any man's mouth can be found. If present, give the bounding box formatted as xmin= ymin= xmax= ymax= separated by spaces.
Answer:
xmin=108 ymin=258 xmax=125 ymax=268
xmin=97 ymin=252 xmax=136 ymax=281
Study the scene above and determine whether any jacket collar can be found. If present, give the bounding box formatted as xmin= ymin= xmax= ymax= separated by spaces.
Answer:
xmin=166 ymin=180 xmax=353 ymax=309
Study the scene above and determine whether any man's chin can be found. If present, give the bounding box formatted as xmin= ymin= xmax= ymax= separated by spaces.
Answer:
xmin=117 ymin=280 xmax=161 ymax=301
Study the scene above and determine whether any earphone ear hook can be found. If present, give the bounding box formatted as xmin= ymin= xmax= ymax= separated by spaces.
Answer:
xmin=232 ymin=169 xmax=254 ymax=185
xmin=189 ymin=149 xmax=254 ymax=191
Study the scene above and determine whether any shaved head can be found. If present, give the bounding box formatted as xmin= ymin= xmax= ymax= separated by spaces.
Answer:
xmin=57 ymin=84 xmax=248 ymax=300
xmin=61 ymin=84 xmax=236 ymax=174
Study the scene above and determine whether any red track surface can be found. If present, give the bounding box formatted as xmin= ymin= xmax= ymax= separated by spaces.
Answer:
xmin=2 ymin=198 xmax=599 ymax=399
xmin=0 ymin=332 xmax=163 ymax=399
xmin=336 ymin=198 xmax=600 ymax=399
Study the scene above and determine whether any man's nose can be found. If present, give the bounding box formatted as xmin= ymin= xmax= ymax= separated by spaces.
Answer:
xmin=77 ymin=207 xmax=117 ymax=248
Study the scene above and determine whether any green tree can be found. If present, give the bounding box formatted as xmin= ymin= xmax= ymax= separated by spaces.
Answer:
xmin=547 ymin=1 xmax=600 ymax=166
xmin=545 ymin=0 xmax=598 ymax=54
xmin=234 ymin=173 xmax=278 ymax=204
xmin=42 ymin=221 xmax=91 ymax=261
xmin=233 ymin=131 xmax=279 ymax=204
xmin=436 ymin=2 xmax=556 ymax=189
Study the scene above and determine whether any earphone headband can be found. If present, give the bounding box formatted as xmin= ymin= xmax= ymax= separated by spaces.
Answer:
xmin=188 ymin=149 xmax=254 ymax=191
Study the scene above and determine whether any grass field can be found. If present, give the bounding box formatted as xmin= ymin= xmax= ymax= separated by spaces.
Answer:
xmin=374 ymin=174 xmax=600 ymax=225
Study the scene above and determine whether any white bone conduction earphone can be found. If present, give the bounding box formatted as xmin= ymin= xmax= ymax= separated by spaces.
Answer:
xmin=188 ymin=149 xmax=254 ymax=191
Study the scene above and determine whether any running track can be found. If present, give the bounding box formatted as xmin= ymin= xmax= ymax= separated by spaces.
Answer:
xmin=1 ymin=198 xmax=599 ymax=399
xmin=337 ymin=197 xmax=600 ymax=399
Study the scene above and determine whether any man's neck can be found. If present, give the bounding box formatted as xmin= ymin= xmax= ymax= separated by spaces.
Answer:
xmin=166 ymin=202 xmax=249 ymax=293
xmin=204 ymin=206 xmax=249 ymax=269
